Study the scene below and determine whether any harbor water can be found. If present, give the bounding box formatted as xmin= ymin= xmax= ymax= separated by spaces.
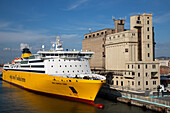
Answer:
xmin=0 ymin=80 xmax=156 ymax=113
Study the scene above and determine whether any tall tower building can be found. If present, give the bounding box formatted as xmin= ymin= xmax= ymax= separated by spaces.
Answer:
xmin=130 ymin=13 xmax=154 ymax=62
xmin=105 ymin=13 xmax=160 ymax=91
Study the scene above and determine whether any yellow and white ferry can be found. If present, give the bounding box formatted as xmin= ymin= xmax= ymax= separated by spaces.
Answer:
xmin=3 ymin=36 xmax=106 ymax=108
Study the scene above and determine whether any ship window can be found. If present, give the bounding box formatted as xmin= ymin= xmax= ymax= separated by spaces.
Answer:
xmin=63 ymin=71 xmax=64 ymax=73
xmin=80 ymin=65 xmax=81 ymax=67
xmin=21 ymin=61 xmax=28 ymax=64
xmin=60 ymin=65 xmax=61 ymax=67
xmin=70 ymin=65 xmax=72 ymax=67
xmin=68 ymin=71 xmax=69 ymax=73
xmin=75 ymin=65 xmax=77 ymax=67
xmin=28 ymin=55 xmax=35 ymax=59
xmin=55 ymin=54 xmax=58 ymax=56
xmin=59 ymin=60 xmax=60 ymax=61
xmin=51 ymin=54 xmax=54 ymax=56
xmin=53 ymin=60 xmax=54 ymax=61
xmin=51 ymin=65 xmax=53 ymax=67
xmin=65 ymin=65 xmax=67 ymax=67
xmin=77 ymin=70 xmax=79 ymax=72
xmin=82 ymin=70 xmax=83 ymax=72
xmin=73 ymin=71 xmax=74 ymax=73
xmin=49 ymin=60 xmax=50 ymax=62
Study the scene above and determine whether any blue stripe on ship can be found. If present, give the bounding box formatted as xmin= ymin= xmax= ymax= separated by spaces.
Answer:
xmin=4 ymin=69 xmax=45 ymax=73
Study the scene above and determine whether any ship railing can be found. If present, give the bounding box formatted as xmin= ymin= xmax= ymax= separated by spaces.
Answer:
xmin=59 ymin=55 xmax=79 ymax=59
xmin=52 ymin=74 xmax=104 ymax=80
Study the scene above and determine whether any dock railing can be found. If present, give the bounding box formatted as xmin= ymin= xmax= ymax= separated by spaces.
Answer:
xmin=101 ymin=86 xmax=170 ymax=107
xmin=121 ymin=92 xmax=170 ymax=106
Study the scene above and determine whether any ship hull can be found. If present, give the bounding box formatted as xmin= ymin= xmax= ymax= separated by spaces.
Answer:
xmin=2 ymin=70 xmax=105 ymax=107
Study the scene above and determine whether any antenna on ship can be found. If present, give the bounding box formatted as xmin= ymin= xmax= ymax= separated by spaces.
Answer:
xmin=42 ymin=45 xmax=45 ymax=51
xmin=51 ymin=36 xmax=63 ymax=51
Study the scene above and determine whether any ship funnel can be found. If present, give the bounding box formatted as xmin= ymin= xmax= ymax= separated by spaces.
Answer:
xmin=21 ymin=48 xmax=32 ymax=59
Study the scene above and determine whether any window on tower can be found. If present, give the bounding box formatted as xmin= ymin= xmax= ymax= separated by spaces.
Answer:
xmin=148 ymin=53 xmax=150 ymax=57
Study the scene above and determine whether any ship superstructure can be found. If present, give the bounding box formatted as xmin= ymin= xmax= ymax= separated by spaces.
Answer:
xmin=3 ymin=36 xmax=106 ymax=108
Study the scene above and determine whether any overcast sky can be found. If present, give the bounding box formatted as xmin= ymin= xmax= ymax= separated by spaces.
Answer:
xmin=0 ymin=0 xmax=170 ymax=63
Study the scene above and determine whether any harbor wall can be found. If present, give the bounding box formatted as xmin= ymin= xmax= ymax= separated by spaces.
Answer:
xmin=99 ymin=86 xmax=170 ymax=113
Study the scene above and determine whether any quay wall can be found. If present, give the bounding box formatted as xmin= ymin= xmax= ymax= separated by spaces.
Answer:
xmin=99 ymin=86 xmax=170 ymax=113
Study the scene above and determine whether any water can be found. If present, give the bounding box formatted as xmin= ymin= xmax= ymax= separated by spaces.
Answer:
xmin=0 ymin=80 xmax=156 ymax=113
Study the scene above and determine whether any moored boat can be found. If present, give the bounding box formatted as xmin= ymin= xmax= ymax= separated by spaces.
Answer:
xmin=3 ymin=36 xmax=106 ymax=108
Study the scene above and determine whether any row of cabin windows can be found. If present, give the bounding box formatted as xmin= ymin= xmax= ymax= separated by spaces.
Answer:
xmin=43 ymin=54 xmax=90 ymax=57
xmin=62 ymin=70 xmax=89 ymax=73
xmin=127 ymin=64 xmax=156 ymax=69
xmin=48 ymin=59 xmax=86 ymax=62
xmin=59 ymin=65 xmax=87 ymax=68
xmin=51 ymin=65 xmax=87 ymax=68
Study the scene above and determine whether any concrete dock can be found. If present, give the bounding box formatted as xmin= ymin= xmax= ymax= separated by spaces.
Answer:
xmin=99 ymin=86 xmax=170 ymax=113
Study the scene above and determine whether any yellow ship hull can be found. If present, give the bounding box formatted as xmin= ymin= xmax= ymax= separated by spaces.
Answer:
xmin=2 ymin=70 xmax=105 ymax=107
